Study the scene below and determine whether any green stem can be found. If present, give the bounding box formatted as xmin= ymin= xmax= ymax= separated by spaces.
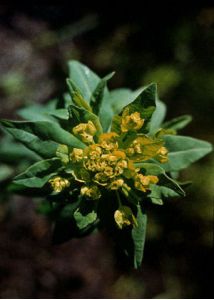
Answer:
xmin=116 ymin=190 xmax=122 ymax=208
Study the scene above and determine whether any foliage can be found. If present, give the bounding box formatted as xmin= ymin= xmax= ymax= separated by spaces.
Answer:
xmin=0 ymin=60 xmax=212 ymax=268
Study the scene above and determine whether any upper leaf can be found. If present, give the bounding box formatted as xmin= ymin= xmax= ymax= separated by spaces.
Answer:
xmin=162 ymin=135 xmax=213 ymax=172
xmin=90 ymin=72 xmax=115 ymax=115
xmin=111 ymin=83 xmax=157 ymax=134
xmin=149 ymin=99 xmax=167 ymax=134
xmin=162 ymin=115 xmax=192 ymax=131
xmin=66 ymin=79 xmax=92 ymax=112
xmin=68 ymin=60 xmax=100 ymax=102
xmin=109 ymin=88 xmax=142 ymax=115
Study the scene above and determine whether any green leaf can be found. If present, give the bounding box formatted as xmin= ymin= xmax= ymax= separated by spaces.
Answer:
xmin=48 ymin=109 xmax=69 ymax=120
xmin=68 ymin=60 xmax=100 ymax=102
xmin=109 ymin=88 xmax=139 ymax=115
xmin=0 ymin=134 xmax=40 ymax=163
xmin=68 ymin=105 xmax=103 ymax=136
xmin=149 ymin=185 xmax=179 ymax=205
xmin=132 ymin=204 xmax=147 ymax=269
xmin=73 ymin=198 xmax=98 ymax=229
xmin=149 ymin=99 xmax=167 ymax=134
xmin=0 ymin=120 xmax=86 ymax=149
xmin=17 ymin=100 xmax=58 ymax=122
xmin=162 ymin=135 xmax=213 ymax=172
xmin=90 ymin=72 xmax=115 ymax=115
xmin=74 ymin=209 xmax=97 ymax=230
xmin=111 ymin=83 xmax=157 ymax=134
xmin=98 ymin=96 xmax=114 ymax=132
xmin=0 ymin=126 xmax=58 ymax=159
xmin=162 ymin=115 xmax=192 ymax=131
xmin=66 ymin=79 xmax=92 ymax=111
xmin=13 ymin=158 xmax=61 ymax=188
xmin=56 ymin=144 xmax=69 ymax=164
xmin=99 ymin=88 xmax=137 ymax=132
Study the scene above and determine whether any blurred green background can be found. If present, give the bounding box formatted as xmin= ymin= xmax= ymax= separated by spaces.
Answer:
xmin=0 ymin=3 xmax=213 ymax=298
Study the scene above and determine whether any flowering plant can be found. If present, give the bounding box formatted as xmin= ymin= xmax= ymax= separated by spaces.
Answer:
xmin=0 ymin=61 xmax=212 ymax=268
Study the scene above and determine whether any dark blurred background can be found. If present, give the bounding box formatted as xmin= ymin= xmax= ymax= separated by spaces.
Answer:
xmin=0 ymin=2 xmax=213 ymax=298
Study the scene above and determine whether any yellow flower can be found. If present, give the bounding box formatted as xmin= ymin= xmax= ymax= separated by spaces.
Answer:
xmin=112 ymin=150 xmax=126 ymax=160
xmin=49 ymin=176 xmax=70 ymax=193
xmin=86 ymin=144 xmax=102 ymax=159
xmin=70 ymin=148 xmax=84 ymax=162
xmin=108 ymin=178 xmax=124 ymax=190
xmin=114 ymin=206 xmax=137 ymax=229
xmin=126 ymin=147 xmax=135 ymax=155
xmin=103 ymin=166 xmax=115 ymax=177
xmin=99 ymin=132 xmax=119 ymax=151
xmin=121 ymin=109 xmax=144 ymax=132
xmin=126 ymin=135 xmax=163 ymax=161
xmin=80 ymin=185 xmax=101 ymax=200
xmin=99 ymin=132 xmax=118 ymax=142
xmin=73 ymin=120 xmax=97 ymax=144
xmin=115 ymin=160 xmax=128 ymax=175
xmin=134 ymin=174 xmax=158 ymax=192
xmin=156 ymin=146 xmax=168 ymax=163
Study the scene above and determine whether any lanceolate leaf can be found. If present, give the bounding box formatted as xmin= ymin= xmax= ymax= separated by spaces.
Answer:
xmin=109 ymin=88 xmax=139 ymax=115
xmin=90 ymin=72 xmax=115 ymax=115
xmin=162 ymin=135 xmax=213 ymax=172
xmin=48 ymin=109 xmax=69 ymax=120
xmin=0 ymin=134 xmax=40 ymax=163
xmin=98 ymin=95 xmax=114 ymax=132
xmin=0 ymin=120 xmax=86 ymax=149
xmin=162 ymin=115 xmax=192 ymax=131
xmin=149 ymin=99 xmax=167 ymax=134
xmin=17 ymin=100 xmax=58 ymax=122
xmin=132 ymin=204 xmax=147 ymax=269
xmin=13 ymin=158 xmax=61 ymax=188
xmin=0 ymin=127 xmax=58 ymax=159
xmin=66 ymin=79 xmax=92 ymax=112
xmin=68 ymin=60 xmax=100 ymax=102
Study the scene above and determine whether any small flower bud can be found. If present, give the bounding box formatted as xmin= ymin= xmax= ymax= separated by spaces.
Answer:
xmin=114 ymin=206 xmax=137 ymax=229
xmin=49 ymin=176 xmax=70 ymax=193
xmin=80 ymin=185 xmax=101 ymax=200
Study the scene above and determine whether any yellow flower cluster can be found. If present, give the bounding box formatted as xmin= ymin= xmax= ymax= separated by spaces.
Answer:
xmin=49 ymin=110 xmax=169 ymax=229
xmin=70 ymin=132 xmax=131 ymax=196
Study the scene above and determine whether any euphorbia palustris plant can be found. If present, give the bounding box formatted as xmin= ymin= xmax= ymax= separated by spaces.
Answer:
xmin=0 ymin=61 xmax=212 ymax=268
